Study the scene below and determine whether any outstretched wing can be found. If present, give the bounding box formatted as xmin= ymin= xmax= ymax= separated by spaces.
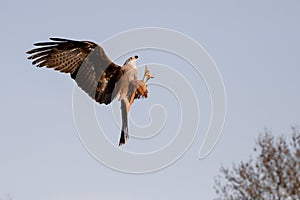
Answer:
xmin=27 ymin=38 xmax=122 ymax=104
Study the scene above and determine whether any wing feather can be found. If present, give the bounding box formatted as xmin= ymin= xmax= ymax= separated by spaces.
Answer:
xmin=27 ymin=38 xmax=122 ymax=104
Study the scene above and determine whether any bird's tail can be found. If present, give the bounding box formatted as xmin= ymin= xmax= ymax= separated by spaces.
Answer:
xmin=119 ymin=99 xmax=129 ymax=146
xmin=119 ymin=130 xmax=129 ymax=146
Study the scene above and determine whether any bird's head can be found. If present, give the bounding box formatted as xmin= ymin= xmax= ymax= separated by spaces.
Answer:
xmin=124 ymin=55 xmax=138 ymax=66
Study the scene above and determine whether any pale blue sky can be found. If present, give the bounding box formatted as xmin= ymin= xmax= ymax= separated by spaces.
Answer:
xmin=1 ymin=1 xmax=300 ymax=199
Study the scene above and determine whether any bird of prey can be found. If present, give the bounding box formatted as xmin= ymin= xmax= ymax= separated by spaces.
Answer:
xmin=27 ymin=38 xmax=154 ymax=145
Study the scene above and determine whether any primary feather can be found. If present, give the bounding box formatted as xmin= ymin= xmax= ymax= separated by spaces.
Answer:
xmin=27 ymin=38 xmax=122 ymax=104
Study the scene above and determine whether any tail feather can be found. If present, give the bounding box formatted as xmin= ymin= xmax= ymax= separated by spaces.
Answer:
xmin=119 ymin=130 xmax=129 ymax=146
xmin=119 ymin=99 xmax=129 ymax=146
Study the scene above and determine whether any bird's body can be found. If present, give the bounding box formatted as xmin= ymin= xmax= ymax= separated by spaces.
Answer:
xmin=115 ymin=56 xmax=138 ymax=145
xmin=27 ymin=38 xmax=153 ymax=145
xmin=114 ymin=57 xmax=138 ymax=101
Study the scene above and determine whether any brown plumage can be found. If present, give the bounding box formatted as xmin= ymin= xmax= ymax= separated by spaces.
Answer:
xmin=27 ymin=38 xmax=154 ymax=146
xmin=128 ymin=80 xmax=148 ymax=105
xmin=27 ymin=38 xmax=122 ymax=104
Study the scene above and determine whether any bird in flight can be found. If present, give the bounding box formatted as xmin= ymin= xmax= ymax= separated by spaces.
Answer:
xmin=27 ymin=38 xmax=154 ymax=145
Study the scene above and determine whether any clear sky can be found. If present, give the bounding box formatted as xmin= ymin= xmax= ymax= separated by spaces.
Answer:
xmin=1 ymin=0 xmax=300 ymax=199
